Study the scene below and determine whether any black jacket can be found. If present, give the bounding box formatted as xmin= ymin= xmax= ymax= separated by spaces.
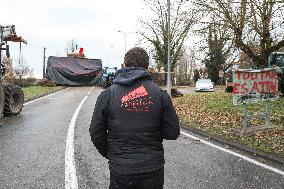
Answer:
xmin=89 ymin=67 xmax=180 ymax=176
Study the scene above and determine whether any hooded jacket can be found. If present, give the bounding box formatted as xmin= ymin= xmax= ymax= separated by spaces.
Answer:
xmin=89 ymin=67 xmax=180 ymax=177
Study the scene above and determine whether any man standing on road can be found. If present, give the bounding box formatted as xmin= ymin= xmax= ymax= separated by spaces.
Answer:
xmin=89 ymin=47 xmax=180 ymax=189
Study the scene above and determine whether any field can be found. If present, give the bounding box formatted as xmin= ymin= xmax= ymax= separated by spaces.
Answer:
xmin=173 ymin=92 xmax=284 ymax=157
xmin=23 ymin=86 xmax=64 ymax=101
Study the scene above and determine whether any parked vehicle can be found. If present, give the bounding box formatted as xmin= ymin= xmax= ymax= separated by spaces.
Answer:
xmin=195 ymin=79 xmax=214 ymax=92
xmin=101 ymin=67 xmax=117 ymax=88
xmin=46 ymin=56 xmax=102 ymax=86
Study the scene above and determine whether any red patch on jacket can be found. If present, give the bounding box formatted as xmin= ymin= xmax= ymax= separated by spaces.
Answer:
xmin=121 ymin=85 xmax=154 ymax=112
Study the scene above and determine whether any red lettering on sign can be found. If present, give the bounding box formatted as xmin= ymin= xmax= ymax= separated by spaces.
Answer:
xmin=233 ymin=83 xmax=240 ymax=94
xmin=251 ymin=72 xmax=258 ymax=80
xmin=267 ymin=81 xmax=277 ymax=93
xmin=261 ymin=72 xmax=266 ymax=80
xmin=243 ymin=72 xmax=250 ymax=80
xmin=251 ymin=81 xmax=259 ymax=92
xmin=236 ymin=71 xmax=241 ymax=80
xmin=271 ymin=71 xmax=277 ymax=80
xmin=241 ymin=83 xmax=248 ymax=93
xmin=258 ymin=81 xmax=266 ymax=92
xmin=265 ymin=71 xmax=271 ymax=80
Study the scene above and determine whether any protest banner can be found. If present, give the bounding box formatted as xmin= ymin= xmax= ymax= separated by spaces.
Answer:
xmin=233 ymin=69 xmax=279 ymax=105
xmin=232 ymin=68 xmax=279 ymax=129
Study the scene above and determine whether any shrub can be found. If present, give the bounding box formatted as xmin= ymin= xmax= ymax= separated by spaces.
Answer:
xmin=14 ymin=78 xmax=38 ymax=88
xmin=225 ymin=86 xmax=233 ymax=93
xmin=36 ymin=79 xmax=57 ymax=87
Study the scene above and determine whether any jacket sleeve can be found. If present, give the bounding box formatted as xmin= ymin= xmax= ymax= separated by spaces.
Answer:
xmin=89 ymin=89 xmax=110 ymax=158
xmin=161 ymin=90 xmax=180 ymax=140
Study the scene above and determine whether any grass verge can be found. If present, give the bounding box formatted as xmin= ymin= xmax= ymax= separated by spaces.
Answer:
xmin=173 ymin=92 xmax=284 ymax=158
xmin=23 ymin=86 xmax=64 ymax=101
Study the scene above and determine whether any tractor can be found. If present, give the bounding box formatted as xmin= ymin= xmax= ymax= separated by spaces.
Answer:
xmin=268 ymin=52 xmax=284 ymax=94
xmin=101 ymin=67 xmax=117 ymax=88
xmin=0 ymin=25 xmax=26 ymax=118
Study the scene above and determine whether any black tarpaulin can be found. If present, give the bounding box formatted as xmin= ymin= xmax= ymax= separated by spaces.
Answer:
xmin=46 ymin=56 xmax=103 ymax=86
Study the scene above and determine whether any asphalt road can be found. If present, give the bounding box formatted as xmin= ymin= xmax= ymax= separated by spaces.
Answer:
xmin=0 ymin=87 xmax=283 ymax=189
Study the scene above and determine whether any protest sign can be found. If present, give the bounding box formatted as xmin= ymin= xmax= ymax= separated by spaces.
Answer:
xmin=233 ymin=69 xmax=279 ymax=105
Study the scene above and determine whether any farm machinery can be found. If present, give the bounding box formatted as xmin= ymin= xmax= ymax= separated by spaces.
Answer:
xmin=0 ymin=25 xmax=26 ymax=118
xmin=268 ymin=52 xmax=284 ymax=94
xmin=101 ymin=67 xmax=117 ymax=88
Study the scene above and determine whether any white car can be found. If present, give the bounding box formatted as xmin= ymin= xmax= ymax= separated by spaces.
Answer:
xmin=195 ymin=79 xmax=214 ymax=92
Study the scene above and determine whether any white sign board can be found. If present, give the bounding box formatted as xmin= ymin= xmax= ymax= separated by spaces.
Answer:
xmin=233 ymin=69 xmax=279 ymax=105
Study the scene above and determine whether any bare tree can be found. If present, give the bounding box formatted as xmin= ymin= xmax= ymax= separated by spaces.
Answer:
xmin=188 ymin=48 xmax=197 ymax=80
xmin=193 ymin=69 xmax=201 ymax=83
xmin=14 ymin=56 xmax=31 ymax=80
xmin=65 ymin=39 xmax=78 ymax=53
xmin=175 ymin=47 xmax=196 ymax=85
xmin=196 ymin=0 xmax=284 ymax=68
xmin=238 ymin=46 xmax=259 ymax=69
xmin=139 ymin=0 xmax=197 ymax=71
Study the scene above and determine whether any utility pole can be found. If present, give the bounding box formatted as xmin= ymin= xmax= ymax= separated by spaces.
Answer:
xmin=124 ymin=33 xmax=126 ymax=54
xmin=118 ymin=30 xmax=137 ymax=55
xmin=167 ymin=0 xmax=171 ymax=97
xmin=43 ymin=47 xmax=46 ymax=79
xmin=118 ymin=30 xmax=127 ymax=54
xmin=0 ymin=26 xmax=3 ymax=80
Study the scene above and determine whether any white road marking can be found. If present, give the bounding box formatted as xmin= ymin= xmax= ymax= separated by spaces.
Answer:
xmin=65 ymin=87 xmax=94 ymax=189
xmin=24 ymin=87 xmax=71 ymax=105
xmin=181 ymin=131 xmax=284 ymax=176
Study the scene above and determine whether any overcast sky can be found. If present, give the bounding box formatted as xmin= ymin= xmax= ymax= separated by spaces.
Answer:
xmin=0 ymin=0 xmax=149 ymax=78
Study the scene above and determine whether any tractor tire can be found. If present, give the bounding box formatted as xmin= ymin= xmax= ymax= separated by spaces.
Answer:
xmin=0 ymin=83 xmax=4 ymax=118
xmin=3 ymin=85 xmax=24 ymax=117
xmin=102 ymin=79 xmax=108 ymax=88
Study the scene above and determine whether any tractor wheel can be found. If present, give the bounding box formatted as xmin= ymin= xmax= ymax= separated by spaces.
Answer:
xmin=3 ymin=85 xmax=24 ymax=117
xmin=102 ymin=79 xmax=108 ymax=88
xmin=109 ymin=76 xmax=114 ymax=86
xmin=0 ymin=83 xmax=4 ymax=118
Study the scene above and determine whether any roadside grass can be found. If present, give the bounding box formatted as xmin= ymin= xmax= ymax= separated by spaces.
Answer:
xmin=173 ymin=92 xmax=284 ymax=157
xmin=23 ymin=86 xmax=64 ymax=101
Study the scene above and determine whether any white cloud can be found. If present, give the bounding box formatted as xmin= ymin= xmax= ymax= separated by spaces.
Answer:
xmin=1 ymin=0 xmax=146 ymax=78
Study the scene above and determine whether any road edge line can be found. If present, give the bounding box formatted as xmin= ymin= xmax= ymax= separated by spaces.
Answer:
xmin=65 ymin=87 xmax=94 ymax=189
xmin=180 ymin=124 xmax=284 ymax=164
xmin=181 ymin=130 xmax=284 ymax=176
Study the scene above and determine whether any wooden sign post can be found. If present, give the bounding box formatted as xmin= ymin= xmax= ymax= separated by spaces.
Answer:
xmin=233 ymin=69 xmax=279 ymax=129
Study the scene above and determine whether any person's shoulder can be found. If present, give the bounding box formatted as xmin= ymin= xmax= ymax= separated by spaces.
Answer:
xmin=98 ymin=88 xmax=111 ymax=99
xmin=148 ymin=79 xmax=162 ymax=90
xmin=159 ymin=88 xmax=171 ymax=103
xmin=158 ymin=87 xmax=168 ymax=96
xmin=101 ymin=88 xmax=111 ymax=94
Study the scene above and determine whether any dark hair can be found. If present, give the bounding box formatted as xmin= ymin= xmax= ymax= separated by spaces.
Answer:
xmin=124 ymin=47 xmax=149 ymax=69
